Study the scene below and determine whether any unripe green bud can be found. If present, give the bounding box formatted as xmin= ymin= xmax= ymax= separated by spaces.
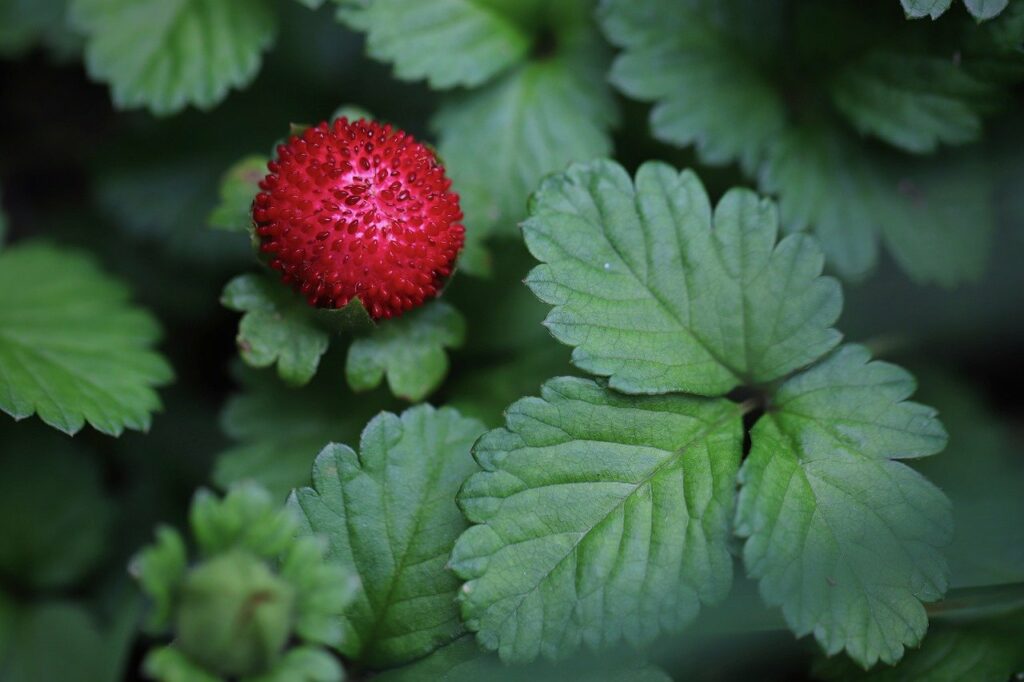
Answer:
xmin=175 ymin=549 xmax=295 ymax=677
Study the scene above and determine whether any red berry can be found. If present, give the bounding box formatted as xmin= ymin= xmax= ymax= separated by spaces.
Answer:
xmin=253 ymin=118 xmax=465 ymax=320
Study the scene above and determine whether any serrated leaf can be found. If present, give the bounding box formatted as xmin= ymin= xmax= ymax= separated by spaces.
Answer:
xmin=761 ymin=126 xmax=994 ymax=284
xmin=289 ymin=405 xmax=485 ymax=668
xmin=209 ymin=156 xmax=268 ymax=232
xmin=830 ymin=50 xmax=1001 ymax=153
xmin=339 ymin=0 xmax=534 ymax=89
xmin=0 ymin=424 xmax=112 ymax=589
xmin=346 ymin=301 xmax=465 ymax=402
xmin=222 ymin=274 xmax=329 ymax=387
xmin=451 ymin=377 xmax=742 ymax=662
xmin=902 ymin=0 xmax=1010 ymax=20
xmin=523 ymin=160 xmax=841 ymax=397
xmin=735 ymin=344 xmax=952 ymax=667
xmin=815 ymin=615 xmax=1024 ymax=681
xmin=70 ymin=0 xmax=277 ymax=115
xmin=433 ymin=7 xmax=617 ymax=241
xmin=213 ymin=363 xmax=397 ymax=500
xmin=0 ymin=242 xmax=173 ymax=436
xmin=602 ymin=0 xmax=785 ymax=172
xmin=375 ymin=637 xmax=673 ymax=682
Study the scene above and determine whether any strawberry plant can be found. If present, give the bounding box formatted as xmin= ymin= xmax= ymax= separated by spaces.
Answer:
xmin=1 ymin=1 xmax=1023 ymax=681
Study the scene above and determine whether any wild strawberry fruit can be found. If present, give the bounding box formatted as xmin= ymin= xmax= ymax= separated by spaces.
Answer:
xmin=253 ymin=118 xmax=465 ymax=320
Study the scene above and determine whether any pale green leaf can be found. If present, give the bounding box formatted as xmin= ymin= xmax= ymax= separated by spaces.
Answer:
xmin=815 ymin=616 xmax=1024 ymax=681
xmin=213 ymin=363 xmax=397 ymax=500
xmin=735 ymin=344 xmax=952 ymax=667
xmin=130 ymin=526 xmax=187 ymax=631
xmin=376 ymin=637 xmax=673 ymax=681
xmin=339 ymin=0 xmax=534 ymax=89
xmin=288 ymin=405 xmax=486 ymax=667
xmin=346 ymin=301 xmax=465 ymax=401
xmin=0 ymin=242 xmax=173 ymax=436
xmin=70 ymin=0 xmax=277 ymax=115
xmin=452 ymin=377 xmax=742 ymax=662
xmin=902 ymin=0 xmax=1010 ymax=20
xmin=209 ymin=156 xmax=268 ymax=232
xmin=831 ymin=50 xmax=1001 ymax=153
xmin=221 ymin=274 xmax=329 ymax=387
xmin=602 ymin=0 xmax=785 ymax=171
xmin=523 ymin=160 xmax=841 ymax=397
xmin=248 ymin=647 xmax=343 ymax=682
xmin=761 ymin=126 xmax=994 ymax=284
xmin=433 ymin=7 xmax=618 ymax=240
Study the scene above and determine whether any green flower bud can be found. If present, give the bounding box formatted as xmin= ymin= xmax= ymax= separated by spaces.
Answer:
xmin=175 ymin=549 xmax=295 ymax=677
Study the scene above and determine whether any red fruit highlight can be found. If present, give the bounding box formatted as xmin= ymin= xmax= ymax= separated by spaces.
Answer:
xmin=253 ymin=118 xmax=465 ymax=320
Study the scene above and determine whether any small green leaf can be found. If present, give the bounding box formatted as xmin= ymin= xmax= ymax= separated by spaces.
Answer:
xmin=0 ymin=242 xmax=173 ymax=436
xmin=830 ymin=50 xmax=1000 ymax=153
xmin=289 ymin=406 xmax=485 ymax=668
xmin=222 ymin=274 xmax=330 ymax=387
xmin=314 ymin=297 xmax=376 ymax=336
xmin=433 ymin=9 xmax=618 ymax=241
xmin=70 ymin=0 xmax=277 ymax=115
xmin=346 ymin=301 xmax=465 ymax=401
xmin=209 ymin=156 xmax=268 ymax=232
xmin=375 ymin=637 xmax=674 ymax=682
xmin=213 ymin=363 xmax=398 ymax=500
xmin=130 ymin=526 xmax=187 ymax=631
xmin=0 ymin=425 xmax=113 ymax=589
xmin=452 ymin=377 xmax=742 ymax=662
xmin=735 ymin=344 xmax=952 ymax=667
xmin=815 ymin=615 xmax=1024 ymax=681
xmin=523 ymin=160 xmax=841 ymax=397
xmin=902 ymin=0 xmax=1010 ymax=20
xmin=339 ymin=0 xmax=534 ymax=89
xmin=602 ymin=0 xmax=785 ymax=172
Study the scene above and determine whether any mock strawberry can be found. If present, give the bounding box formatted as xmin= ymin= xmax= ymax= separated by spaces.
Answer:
xmin=253 ymin=118 xmax=465 ymax=320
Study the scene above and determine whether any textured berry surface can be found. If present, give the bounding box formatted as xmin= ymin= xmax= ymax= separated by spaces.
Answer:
xmin=254 ymin=119 xmax=465 ymax=319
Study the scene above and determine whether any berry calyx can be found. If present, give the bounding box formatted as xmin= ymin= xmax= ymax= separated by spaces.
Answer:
xmin=253 ymin=118 xmax=465 ymax=320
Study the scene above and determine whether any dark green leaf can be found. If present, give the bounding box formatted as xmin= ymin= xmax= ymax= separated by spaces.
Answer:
xmin=452 ymin=377 xmax=742 ymax=662
xmin=735 ymin=345 xmax=952 ymax=667
xmin=523 ymin=160 xmax=841 ymax=396
xmin=209 ymin=156 xmax=268 ymax=233
xmin=289 ymin=405 xmax=486 ymax=667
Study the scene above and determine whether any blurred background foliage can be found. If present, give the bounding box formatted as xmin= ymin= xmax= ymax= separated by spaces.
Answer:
xmin=0 ymin=0 xmax=1022 ymax=680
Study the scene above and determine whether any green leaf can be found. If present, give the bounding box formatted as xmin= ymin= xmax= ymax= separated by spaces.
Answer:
xmin=346 ymin=301 xmax=465 ymax=402
xmin=249 ymin=647 xmax=343 ymax=682
xmin=0 ymin=424 xmax=112 ymax=589
xmin=288 ymin=405 xmax=486 ymax=668
xmin=213 ymin=363 xmax=397 ymax=500
xmin=70 ymin=0 xmax=277 ymax=115
xmin=222 ymin=274 xmax=330 ymax=387
xmin=451 ymin=377 xmax=742 ymax=662
xmin=0 ymin=0 xmax=71 ymax=57
xmin=735 ymin=344 xmax=952 ymax=667
xmin=815 ymin=615 xmax=1024 ymax=681
xmin=830 ymin=50 xmax=1001 ymax=153
xmin=433 ymin=8 xmax=618 ymax=241
xmin=602 ymin=0 xmax=785 ymax=172
xmin=209 ymin=156 xmax=268 ymax=232
xmin=375 ymin=637 xmax=674 ymax=682
xmin=761 ymin=126 xmax=994 ymax=284
xmin=339 ymin=0 xmax=534 ymax=89
xmin=130 ymin=526 xmax=188 ymax=631
xmin=523 ymin=160 xmax=841 ymax=397
xmin=0 ymin=242 xmax=173 ymax=436
xmin=902 ymin=0 xmax=1010 ymax=20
